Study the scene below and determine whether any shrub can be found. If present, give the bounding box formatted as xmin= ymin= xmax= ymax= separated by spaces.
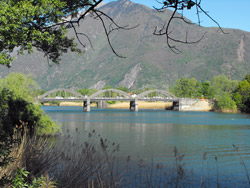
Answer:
xmin=0 ymin=73 xmax=58 ymax=175
xmin=12 ymin=168 xmax=57 ymax=188
xmin=214 ymin=92 xmax=237 ymax=111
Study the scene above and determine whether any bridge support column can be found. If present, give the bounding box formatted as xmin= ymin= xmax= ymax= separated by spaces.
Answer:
xmin=173 ymin=99 xmax=199 ymax=111
xmin=130 ymin=100 xmax=138 ymax=112
xmin=97 ymin=101 xmax=108 ymax=109
xmin=97 ymin=101 xmax=102 ymax=109
xmin=83 ymin=99 xmax=90 ymax=112
xmin=172 ymin=100 xmax=180 ymax=111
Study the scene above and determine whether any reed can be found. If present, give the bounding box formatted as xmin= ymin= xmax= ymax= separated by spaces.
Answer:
xmin=3 ymin=128 xmax=250 ymax=187
xmin=19 ymin=130 xmax=121 ymax=187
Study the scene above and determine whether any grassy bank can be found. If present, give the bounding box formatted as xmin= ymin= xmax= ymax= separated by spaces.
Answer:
xmin=4 ymin=129 xmax=250 ymax=187
xmin=43 ymin=101 xmax=173 ymax=109
xmin=109 ymin=101 xmax=173 ymax=109
xmin=43 ymin=102 xmax=83 ymax=106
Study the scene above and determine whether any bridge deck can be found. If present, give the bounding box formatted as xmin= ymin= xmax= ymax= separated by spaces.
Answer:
xmin=38 ymin=88 xmax=179 ymax=111
xmin=39 ymin=98 xmax=179 ymax=102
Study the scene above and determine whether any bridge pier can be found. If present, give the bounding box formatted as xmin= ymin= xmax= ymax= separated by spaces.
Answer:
xmin=83 ymin=99 xmax=90 ymax=112
xmin=97 ymin=101 xmax=103 ymax=109
xmin=130 ymin=100 xmax=138 ymax=112
xmin=172 ymin=101 xmax=180 ymax=111
xmin=97 ymin=101 xmax=108 ymax=109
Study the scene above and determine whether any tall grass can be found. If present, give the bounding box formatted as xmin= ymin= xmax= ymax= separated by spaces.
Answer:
xmin=21 ymin=130 xmax=121 ymax=187
xmin=2 ymin=128 xmax=250 ymax=187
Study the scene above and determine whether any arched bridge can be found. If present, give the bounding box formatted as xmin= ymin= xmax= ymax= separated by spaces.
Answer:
xmin=38 ymin=88 xmax=179 ymax=112
xmin=89 ymin=89 xmax=132 ymax=99
xmin=38 ymin=88 xmax=84 ymax=100
xmin=136 ymin=89 xmax=176 ymax=100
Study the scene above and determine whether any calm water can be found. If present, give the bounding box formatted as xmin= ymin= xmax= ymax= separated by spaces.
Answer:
xmin=43 ymin=106 xmax=250 ymax=187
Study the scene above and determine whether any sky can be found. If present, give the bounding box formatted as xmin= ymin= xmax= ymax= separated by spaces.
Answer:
xmin=104 ymin=0 xmax=250 ymax=32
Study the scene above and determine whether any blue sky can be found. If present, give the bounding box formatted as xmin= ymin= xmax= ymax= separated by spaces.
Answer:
xmin=104 ymin=0 xmax=250 ymax=32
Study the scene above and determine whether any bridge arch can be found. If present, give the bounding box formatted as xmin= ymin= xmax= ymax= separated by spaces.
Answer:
xmin=136 ymin=89 xmax=176 ymax=99
xmin=89 ymin=89 xmax=132 ymax=99
xmin=38 ymin=88 xmax=84 ymax=99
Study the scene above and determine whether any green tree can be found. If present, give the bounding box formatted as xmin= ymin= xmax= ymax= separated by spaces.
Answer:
xmin=101 ymin=85 xmax=113 ymax=97
xmin=144 ymin=87 xmax=158 ymax=97
xmin=0 ymin=73 xmax=58 ymax=172
xmin=233 ymin=92 xmax=243 ymax=109
xmin=244 ymin=74 xmax=250 ymax=83
xmin=0 ymin=0 xmax=222 ymax=66
xmin=77 ymin=88 xmax=98 ymax=96
xmin=103 ymin=85 xmax=112 ymax=90
xmin=215 ymin=92 xmax=237 ymax=111
xmin=172 ymin=77 xmax=201 ymax=98
xmin=0 ymin=73 xmax=58 ymax=134
xmin=212 ymin=75 xmax=239 ymax=94
xmin=233 ymin=79 xmax=250 ymax=112
xmin=116 ymin=86 xmax=129 ymax=93
xmin=0 ymin=88 xmax=13 ymax=168
xmin=0 ymin=73 xmax=38 ymax=100
xmin=210 ymin=75 xmax=239 ymax=111
xmin=0 ymin=0 xmax=103 ymax=66
xmin=201 ymin=81 xmax=215 ymax=99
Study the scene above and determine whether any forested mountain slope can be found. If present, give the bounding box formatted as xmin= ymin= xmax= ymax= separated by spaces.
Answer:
xmin=0 ymin=0 xmax=250 ymax=90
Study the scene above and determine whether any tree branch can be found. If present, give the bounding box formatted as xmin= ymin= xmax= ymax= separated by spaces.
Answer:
xmin=153 ymin=0 xmax=227 ymax=53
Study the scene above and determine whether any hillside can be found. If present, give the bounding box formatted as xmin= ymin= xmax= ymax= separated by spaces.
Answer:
xmin=0 ymin=0 xmax=250 ymax=90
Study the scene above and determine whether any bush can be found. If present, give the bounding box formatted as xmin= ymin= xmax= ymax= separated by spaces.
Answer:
xmin=214 ymin=92 xmax=237 ymax=111
xmin=0 ymin=73 xmax=58 ymax=174
xmin=232 ymin=78 xmax=250 ymax=112
xmin=12 ymin=168 xmax=57 ymax=188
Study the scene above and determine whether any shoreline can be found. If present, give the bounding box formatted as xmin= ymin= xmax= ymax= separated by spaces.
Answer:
xmin=108 ymin=101 xmax=173 ymax=109
xmin=43 ymin=101 xmax=173 ymax=109
xmin=42 ymin=101 xmax=240 ymax=113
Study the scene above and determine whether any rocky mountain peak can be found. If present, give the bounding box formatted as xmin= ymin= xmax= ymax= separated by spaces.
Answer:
xmin=119 ymin=0 xmax=131 ymax=3
xmin=108 ymin=0 xmax=136 ymax=8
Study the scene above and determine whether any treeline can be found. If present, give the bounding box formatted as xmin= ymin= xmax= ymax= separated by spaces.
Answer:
xmin=170 ymin=74 xmax=250 ymax=112
xmin=36 ymin=74 xmax=250 ymax=113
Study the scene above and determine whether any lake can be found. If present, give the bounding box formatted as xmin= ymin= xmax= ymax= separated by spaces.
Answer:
xmin=43 ymin=106 xmax=250 ymax=187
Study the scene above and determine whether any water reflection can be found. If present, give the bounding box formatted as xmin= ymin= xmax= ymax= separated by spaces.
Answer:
xmin=43 ymin=106 xmax=250 ymax=187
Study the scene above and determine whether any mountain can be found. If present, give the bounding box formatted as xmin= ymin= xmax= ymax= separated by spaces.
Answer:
xmin=1 ymin=0 xmax=250 ymax=90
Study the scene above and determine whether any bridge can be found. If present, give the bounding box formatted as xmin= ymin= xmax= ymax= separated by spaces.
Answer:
xmin=38 ymin=88 xmax=180 ymax=112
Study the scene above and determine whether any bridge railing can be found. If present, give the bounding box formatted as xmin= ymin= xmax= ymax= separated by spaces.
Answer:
xmin=38 ymin=88 xmax=179 ymax=112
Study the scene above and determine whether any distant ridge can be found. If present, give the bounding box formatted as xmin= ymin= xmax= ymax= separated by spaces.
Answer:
xmin=1 ymin=0 xmax=250 ymax=90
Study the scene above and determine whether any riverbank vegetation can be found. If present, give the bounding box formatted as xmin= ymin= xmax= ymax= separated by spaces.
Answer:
xmin=41 ymin=73 xmax=250 ymax=113
xmin=171 ymin=74 xmax=250 ymax=113
xmin=0 ymin=73 xmax=58 ymax=186
xmin=75 ymin=74 xmax=250 ymax=113
xmin=3 ymin=127 xmax=250 ymax=187
xmin=1 ymin=72 xmax=250 ymax=187
xmin=232 ymin=75 xmax=250 ymax=113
